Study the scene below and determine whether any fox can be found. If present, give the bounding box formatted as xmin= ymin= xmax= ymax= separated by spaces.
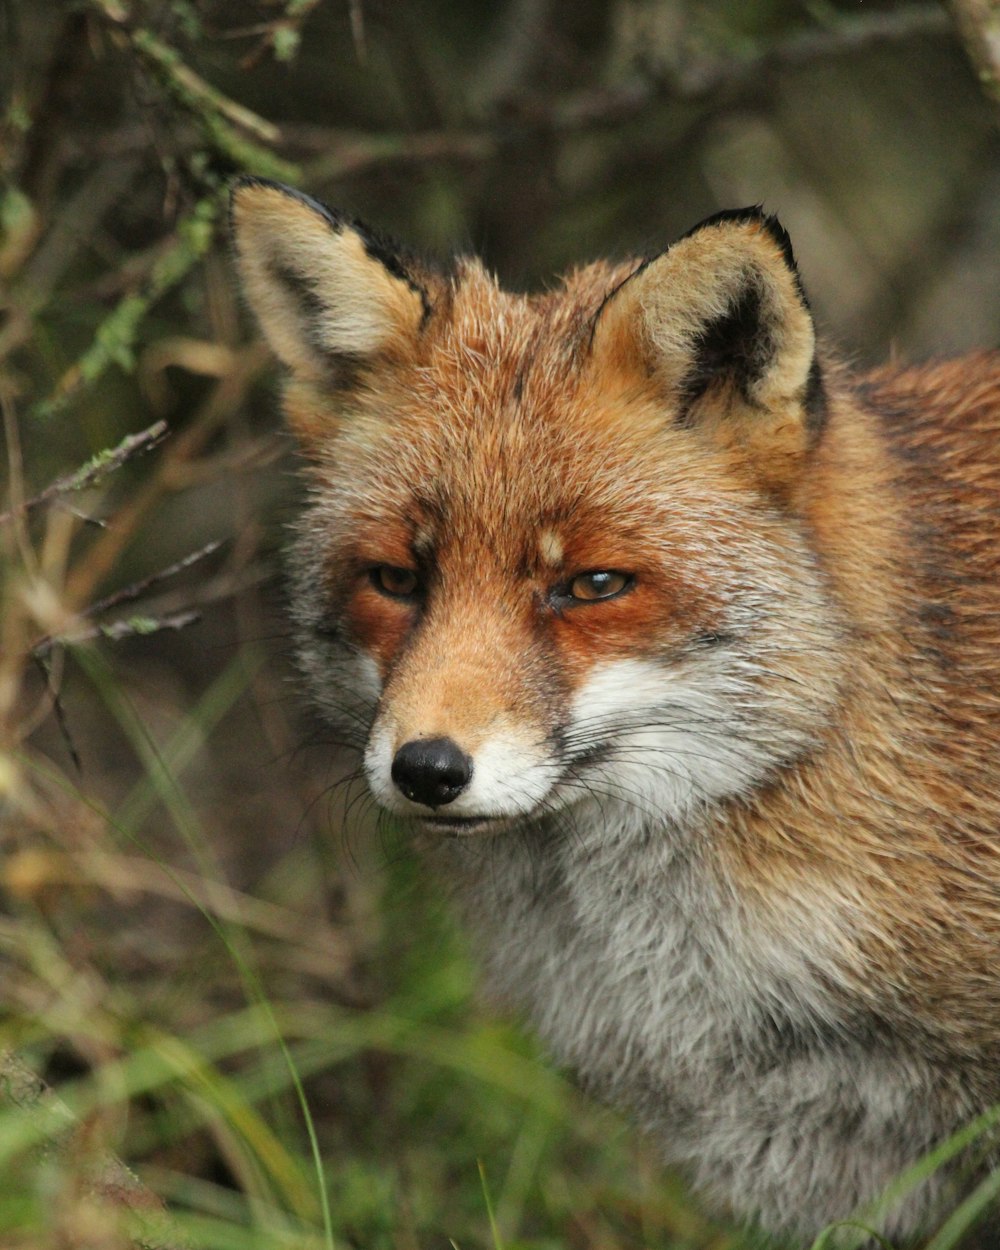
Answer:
xmin=229 ymin=175 xmax=1000 ymax=1247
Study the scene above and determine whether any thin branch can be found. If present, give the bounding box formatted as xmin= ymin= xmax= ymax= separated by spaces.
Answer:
xmin=0 ymin=422 xmax=169 ymax=527
xmin=549 ymin=4 xmax=952 ymax=130
xmin=0 ymin=156 xmax=142 ymax=364
xmin=35 ymin=196 xmax=222 ymax=419
xmin=33 ymin=609 xmax=203 ymax=660
xmin=33 ymin=653 xmax=84 ymax=773
xmin=348 ymin=0 xmax=367 ymax=64
xmin=299 ymin=128 xmax=497 ymax=183
xmin=89 ymin=0 xmax=299 ymax=183
xmin=128 ymin=29 xmax=280 ymax=142
xmin=236 ymin=0 xmax=330 ymax=67
xmin=30 ymin=541 xmax=222 ymax=660
xmin=84 ymin=540 xmax=222 ymax=620
xmin=63 ymin=343 xmax=270 ymax=610
xmin=1 ymin=381 xmax=34 ymax=574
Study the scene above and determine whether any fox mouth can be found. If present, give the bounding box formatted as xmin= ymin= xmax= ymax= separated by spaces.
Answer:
xmin=415 ymin=813 xmax=502 ymax=836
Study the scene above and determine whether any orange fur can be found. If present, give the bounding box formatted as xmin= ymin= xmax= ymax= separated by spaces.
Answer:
xmin=232 ymin=178 xmax=1000 ymax=1242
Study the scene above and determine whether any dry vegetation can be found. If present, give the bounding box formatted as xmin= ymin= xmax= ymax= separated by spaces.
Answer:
xmin=2 ymin=1 xmax=1000 ymax=1247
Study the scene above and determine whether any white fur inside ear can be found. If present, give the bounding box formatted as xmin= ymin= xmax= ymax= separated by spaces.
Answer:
xmin=646 ymin=231 xmax=814 ymax=407
xmin=231 ymin=183 xmax=424 ymax=378
xmin=595 ymin=222 xmax=816 ymax=411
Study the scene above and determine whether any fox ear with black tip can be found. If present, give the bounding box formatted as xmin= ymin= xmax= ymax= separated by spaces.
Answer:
xmin=229 ymin=177 xmax=432 ymax=446
xmin=590 ymin=209 xmax=825 ymax=496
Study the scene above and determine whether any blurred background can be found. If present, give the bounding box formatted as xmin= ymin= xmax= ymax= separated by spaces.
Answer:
xmin=2 ymin=2 xmax=999 ymax=1247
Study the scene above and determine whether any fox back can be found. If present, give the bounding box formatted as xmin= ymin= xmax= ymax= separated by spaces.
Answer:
xmin=231 ymin=178 xmax=1000 ymax=1245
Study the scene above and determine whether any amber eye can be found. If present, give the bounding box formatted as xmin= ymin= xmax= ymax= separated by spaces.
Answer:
xmin=567 ymin=571 xmax=633 ymax=602
xmin=370 ymin=565 xmax=420 ymax=599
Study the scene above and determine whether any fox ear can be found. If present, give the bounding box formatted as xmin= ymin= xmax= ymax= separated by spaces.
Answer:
xmin=229 ymin=177 xmax=430 ymax=384
xmin=592 ymin=209 xmax=823 ymax=492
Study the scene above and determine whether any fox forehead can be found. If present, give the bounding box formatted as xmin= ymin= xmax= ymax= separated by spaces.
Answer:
xmin=307 ymin=261 xmax=735 ymax=551
xmin=429 ymin=254 xmax=636 ymax=378
xmin=317 ymin=388 xmax=733 ymax=583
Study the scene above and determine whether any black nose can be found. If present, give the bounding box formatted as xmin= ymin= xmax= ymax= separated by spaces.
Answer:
xmin=391 ymin=737 xmax=473 ymax=808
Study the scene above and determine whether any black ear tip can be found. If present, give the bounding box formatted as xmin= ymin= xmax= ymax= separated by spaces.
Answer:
xmin=680 ymin=206 xmax=798 ymax=276
xmin=229 ymin=174 xmax=289 ymax=202
xmin=228 ymin=176 xmax=346 ymax=235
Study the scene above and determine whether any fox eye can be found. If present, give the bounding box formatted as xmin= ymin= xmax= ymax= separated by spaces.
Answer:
xmin=567 ymin=571 xmax=633 ymax=602
xmin=370 ymin=565 xmax=420 ymax=599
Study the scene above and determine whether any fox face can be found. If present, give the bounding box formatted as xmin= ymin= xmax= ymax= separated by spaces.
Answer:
xmin=231 ymin=179 xmax=842 ymax=842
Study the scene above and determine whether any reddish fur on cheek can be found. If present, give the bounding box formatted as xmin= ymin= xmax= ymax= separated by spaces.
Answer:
xmin=550 ymin=578 xmax=710 ymax=681
xmin=345 ymin=584 xmax=415 ymax=677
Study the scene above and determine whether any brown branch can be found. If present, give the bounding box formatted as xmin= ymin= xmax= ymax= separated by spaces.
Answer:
xmin=84 ymin=540 xmax=222 ymax=620
xmin=0 ymin=422 xmax=169 ymax=528
xmin=63 ymin=343 xmax=270 ymax=609
xmin=33 ymin=609 xmax=203 ymax=660
xmin=17 ymin=10 xmax=94 ymax=210
xmin=297 ymin=127 xmax=497 ymax=184
xmin=29 ymin=538 xmax=222 ymax=671
xmin=88 ymin=0 xmax=298 ymax=182
xmin=0 ymin=156 xmax=142 ymax=362
xmin=89 ymin=0 xmax=278 ymax=143
xmin=548 ymin=4 xmax=952 ymax=130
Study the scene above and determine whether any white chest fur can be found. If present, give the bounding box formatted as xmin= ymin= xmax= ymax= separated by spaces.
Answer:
xmin=429 ymin=799 xmax=967 ymax=1243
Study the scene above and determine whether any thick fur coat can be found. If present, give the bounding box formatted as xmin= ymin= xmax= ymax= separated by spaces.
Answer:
xmin=231 ymin=177 xmax=1000 ymax=1245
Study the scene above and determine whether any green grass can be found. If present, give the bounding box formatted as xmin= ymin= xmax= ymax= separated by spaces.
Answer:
xmin=0 ymin=561 xmax=739 ymax=1247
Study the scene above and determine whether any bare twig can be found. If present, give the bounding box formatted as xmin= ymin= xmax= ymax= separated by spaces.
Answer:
xmin=299 ymin=128 xmax=497 ymax=184
xmin=85 ymin=540 xmax=222 ymax=620
xmin=348 ymin=0 xmax=367 ymax=63
xmin=63 ymin=343 xmax=270 ymax=609
xmin=0 ymin=156 xmax=142 ymax=363
xmin=89 ymin=0 xmax=299 ymax=181
xmin=549 ymin=4 xmax=952 ymax=130
xmin=0 ymin=422 xmax=169 ymax=528
xmin=89 ymin=0 xmax=275 ymax=141
xmin=33 ymin=610 xmax=203 ymax=660
xmin=18 ymin=10 xmax=94 ymax=209
xmin=29 ymin=541 xmax=221 ymax=661
xmin=1 ymin=381 xmax=33 ymax=573
xmin=35 ymin=195 xmax=223 ymax=418
xmin=236 ymin=0 xmax=330 ymax=67
xmin=33 ymin=653 xmax=84 ymax=773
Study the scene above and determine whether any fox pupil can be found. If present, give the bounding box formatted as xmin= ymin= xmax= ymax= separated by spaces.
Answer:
xmin=371 ymin=565 xmax=419 ymax=598
xmin=568 ymin=570 xmax=631 ymax=601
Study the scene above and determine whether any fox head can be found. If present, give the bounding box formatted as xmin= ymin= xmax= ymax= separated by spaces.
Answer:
xmin=231 ymin=178 xmax=844 ymax=839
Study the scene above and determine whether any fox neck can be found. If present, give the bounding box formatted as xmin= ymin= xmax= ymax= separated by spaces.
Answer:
xmin=423 ymin=785 xmax=858 ymax=1088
